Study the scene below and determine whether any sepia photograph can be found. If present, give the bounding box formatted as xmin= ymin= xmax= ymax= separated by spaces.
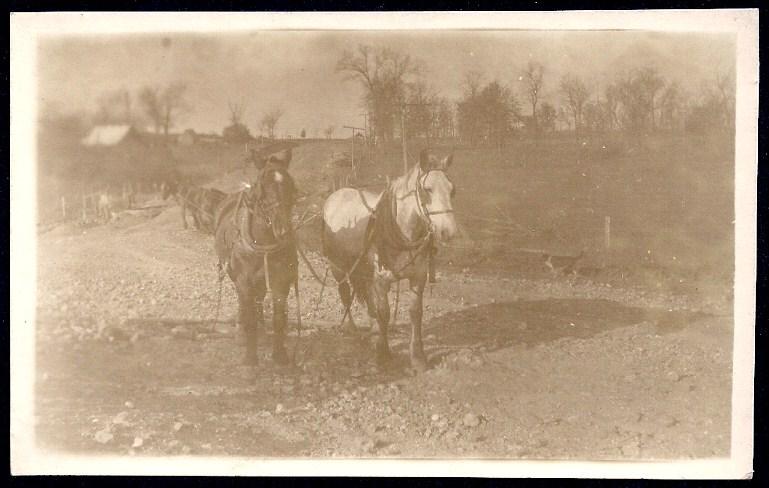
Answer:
xmin=10 ymin=11 xmax=757 ymax=477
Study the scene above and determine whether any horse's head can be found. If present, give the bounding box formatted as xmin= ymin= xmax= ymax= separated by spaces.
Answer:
xmin=249 ymin=149 xmax=296 ymax=240
xmin=417 ymin=149 xmax=458 ymax=242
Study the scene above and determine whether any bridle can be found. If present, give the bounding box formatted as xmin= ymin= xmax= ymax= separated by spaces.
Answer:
xmin=413 ymin=168 xmax=455 ymax=231
xmin=238 ymin=168 xmax=294 ymax=250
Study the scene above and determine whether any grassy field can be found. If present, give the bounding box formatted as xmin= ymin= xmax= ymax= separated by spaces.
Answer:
xmin=37 ymin=130 xmax=734 ymax=298
xmin=351 ymin=132 xmax=734 ymax=295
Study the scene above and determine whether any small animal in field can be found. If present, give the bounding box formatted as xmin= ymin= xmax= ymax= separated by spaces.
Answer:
xmin=542 ymin=250 xmax=585 ymax=277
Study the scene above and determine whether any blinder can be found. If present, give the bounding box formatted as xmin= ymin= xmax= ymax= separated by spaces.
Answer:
xmin=416 ymin=169 xmax=455 ymax=220
xmin=243 ymin=165 xmax=294 ymax=234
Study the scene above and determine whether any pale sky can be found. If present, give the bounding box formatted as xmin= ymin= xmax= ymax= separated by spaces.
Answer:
xmin=38 ymin=30 xmax=735 ymax=135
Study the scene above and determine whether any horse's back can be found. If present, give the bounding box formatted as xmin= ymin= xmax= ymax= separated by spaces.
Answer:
xmin=322 ymin=188 xmax=381 ymax=262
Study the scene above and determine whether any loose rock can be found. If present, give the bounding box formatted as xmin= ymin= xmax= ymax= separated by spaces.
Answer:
xmin=94 ymin=428 xmax=113 ymax=444
xmin=463 ymin=413 xmax=481 ymax=427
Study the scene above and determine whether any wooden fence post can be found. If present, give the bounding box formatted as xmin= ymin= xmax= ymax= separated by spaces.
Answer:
xmin=604 ymin=216 xmax=611 ymax=249
xmin=61 ymin=196 xmax=67 ymax=219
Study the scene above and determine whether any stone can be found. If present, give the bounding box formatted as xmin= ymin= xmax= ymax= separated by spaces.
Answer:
xmin=132 ymin=437 xmax=144 ymax=448
xmin=112 ymin=411 xmax=130 ymax=426
xmin=94 ymin=428 xmax=113 ymax=444
xmin=463 ymin=413 xmax=481 ymax=427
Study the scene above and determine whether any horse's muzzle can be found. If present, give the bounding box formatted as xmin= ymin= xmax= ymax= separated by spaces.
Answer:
xmin=431 ymin=215 xmax=458 ymax=243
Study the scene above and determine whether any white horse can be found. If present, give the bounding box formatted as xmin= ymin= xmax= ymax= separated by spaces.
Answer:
xmin=322 ymin=149 xmax=458 ymax=371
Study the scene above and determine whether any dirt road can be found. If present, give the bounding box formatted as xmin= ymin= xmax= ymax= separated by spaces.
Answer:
xmin=34 ymin=205 xmax=732 ymax=459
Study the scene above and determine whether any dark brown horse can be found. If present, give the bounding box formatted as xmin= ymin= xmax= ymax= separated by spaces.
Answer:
xmin=161 ymin=180 xmax=227 ymax=234
xmin=322 ymin=149 xmax=458 ymax=371
xmin=214 ymin=149 xmax=298 ymax=365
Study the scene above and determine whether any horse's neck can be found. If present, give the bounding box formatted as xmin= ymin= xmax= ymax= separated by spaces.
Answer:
xmin=392 ymin=167 xmax=425 ymax=242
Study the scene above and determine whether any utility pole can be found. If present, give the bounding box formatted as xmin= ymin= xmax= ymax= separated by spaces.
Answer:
xmin=343 ymin=125 xmax=365 ymax=177
xmin=359 ymin=112 xmax=372 ymax=163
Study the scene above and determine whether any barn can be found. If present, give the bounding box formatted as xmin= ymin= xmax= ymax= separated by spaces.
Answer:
xmin=81 ymin=124 xmax=144 ymax=148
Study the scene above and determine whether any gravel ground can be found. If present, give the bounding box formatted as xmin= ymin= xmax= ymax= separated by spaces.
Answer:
xmin=33 ymin=204 xmax=733 ymax=459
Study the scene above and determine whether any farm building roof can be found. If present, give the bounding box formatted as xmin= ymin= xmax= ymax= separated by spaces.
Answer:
xmin=81 ymin=125 xmax=138 ymax=147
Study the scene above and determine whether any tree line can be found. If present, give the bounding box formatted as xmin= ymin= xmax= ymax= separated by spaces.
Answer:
xmin=337 ymin=45 xmax=736 ymax=148
xmin=88 ymin=83 xmax=292 ymax=144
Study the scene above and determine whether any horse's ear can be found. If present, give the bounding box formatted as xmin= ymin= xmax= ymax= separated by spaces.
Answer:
xmin=442 ymin=154 xmax=454 ymax=169
xmin=419 ymin=149 xmax=431 ymax=171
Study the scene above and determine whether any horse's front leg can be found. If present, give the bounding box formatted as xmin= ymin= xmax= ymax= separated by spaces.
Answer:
xmin=372 ymin=278 xmax=392 ymax=365
xmin=408 ymin=274 xmax=428 ymax=372
xmin=236 ymin=286 xmax=258 ymax=365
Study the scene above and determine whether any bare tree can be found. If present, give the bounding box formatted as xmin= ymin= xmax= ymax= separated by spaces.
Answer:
xmin=560 ymin=74 xmax=590 ymax=133
xmin=521 ymin=61 xmax=545 ymax=132
xmin=435 ymin=97 xmax=455 ymax=138
xmin=713 ymin=70 xmax=735 ymax=129
xmin=138 ymin=82 xmax=189 ymax=138
xmin=604 ymin=82 xmax=621 ymax=131
xmin=537 ymin=101 xmax=557 ymax=133
xmin=659 ymin=81 xmax=685 ymax=131
xmin=260 ymin=108 xmax=284 ymax=139
xmin=458 ymin=79 xmax=518 ymax=148
xmin=139 ymin=86 xmax=162 ymax=134
xmin=462 ymin=70 xmax=484 ymax=98
xmin=228 ymin=100 xmax=245 ymax=126
xmin=336 ymin=45 xmax=422 ymax=142
xmin=324 ymin=125 xmax=336 ymax=139
xmin=636 ymin=67 xmax=665 ymax=130
xmin=223 ymin=99 xmax=251 ymax=143
xmin=404 ymin=80 xmax=438 ymax=142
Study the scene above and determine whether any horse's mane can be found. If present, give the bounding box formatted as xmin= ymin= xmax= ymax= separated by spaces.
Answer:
xmin=390 ymin=163 xmax=420 ymax=198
